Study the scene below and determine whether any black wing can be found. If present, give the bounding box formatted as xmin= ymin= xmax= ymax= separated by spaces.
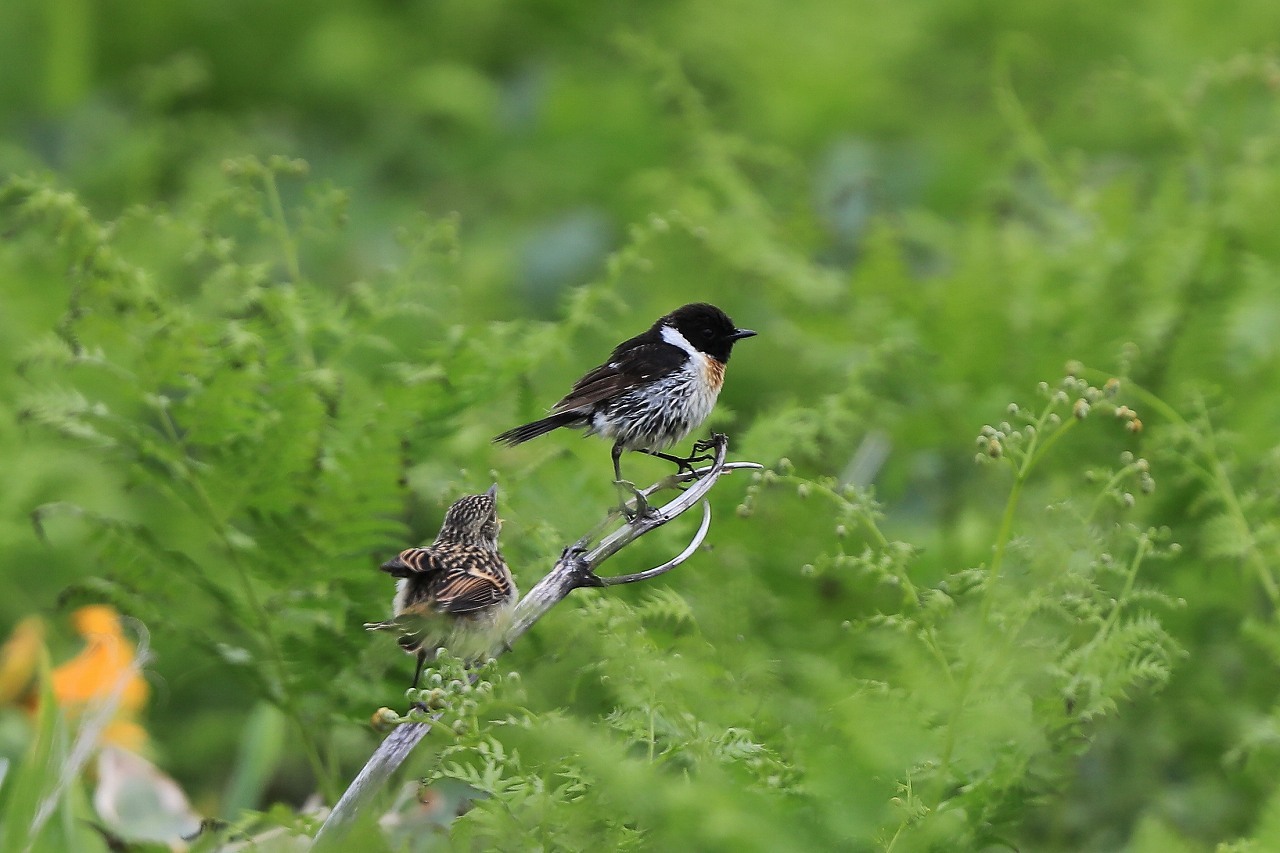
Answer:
xmin=549 ymin=336 xmax=686 ymax=414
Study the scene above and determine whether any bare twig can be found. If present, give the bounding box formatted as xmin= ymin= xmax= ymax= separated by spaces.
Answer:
xmin=311 ymin=435 xmax=759 ymax=850
xmin=312 ymin=713 xmax=438 ymax=850
xmin=597 ymin=501 xmax=712 ymax=586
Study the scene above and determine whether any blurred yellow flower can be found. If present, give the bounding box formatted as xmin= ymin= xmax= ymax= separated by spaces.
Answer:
xmin=51 ymin=605 xmax=149 ymax=751
xmin=0 ymin=615 xmax=44 ymax=705
xmin=51 ymin=605 xmax=148 ymax=713
xmin=0 ymin=605 xmax=149 ymax=751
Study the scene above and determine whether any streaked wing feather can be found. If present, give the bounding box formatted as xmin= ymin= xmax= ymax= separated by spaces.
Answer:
xmin=549 ymin=340 xmax=685 ymax=414
xmin=382 ymin=548 xmax=445 ymax=577
xmin=548 ymin=366 xmax=639 ymax=413
xmin=433 ymin=570 xmax=511 ymax=614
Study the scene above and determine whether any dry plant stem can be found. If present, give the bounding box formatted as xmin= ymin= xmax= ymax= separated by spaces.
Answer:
xmin=310 ymin=714 xmax=439 ymax=851
xmin=311 ymin=435 xmax=759 ymax=851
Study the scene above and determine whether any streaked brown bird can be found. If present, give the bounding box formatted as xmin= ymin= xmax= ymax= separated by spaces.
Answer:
xmin=365 ymin=485 xmax=518 ymax=690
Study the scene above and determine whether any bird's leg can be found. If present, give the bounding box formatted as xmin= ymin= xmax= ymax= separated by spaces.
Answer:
xmin=610 ymin=441 xmax=658 ymax=519
xmin=650 ymin=435 xmax=732 ymax=481
xmin=642 ymin=449 xmax=700 ymax=475
xmin=642 ymin=434 xmax=723 ymax=479
xmin=613 ymin=479 xmax=658 ymax=521
xmin=406 ymin=649 xmax=431 ymax=711
xmin=611 ymin=440 xmax=650 ymax=514
xmin=611 ymin=441 xmax=625 ymax=482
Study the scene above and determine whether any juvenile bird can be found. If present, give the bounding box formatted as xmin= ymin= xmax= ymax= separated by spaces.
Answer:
xmin=365 ymin=486 xmax=517 ymax=690
xmin=494 ymin=303 xmax=756 ymax=493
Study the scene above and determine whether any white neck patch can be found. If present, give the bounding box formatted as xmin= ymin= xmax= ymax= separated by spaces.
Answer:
xmin=660 ymin=324 xmax=699 ymax=357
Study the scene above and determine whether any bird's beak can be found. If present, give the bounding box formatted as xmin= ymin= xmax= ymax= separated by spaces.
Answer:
xmin=486 ymin=483 xmax=498 ymax=498
xmin=731 ymin=328 xmax=758 ymax=341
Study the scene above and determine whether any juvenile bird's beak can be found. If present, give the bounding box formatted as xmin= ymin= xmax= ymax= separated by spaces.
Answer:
xmin=486 ymin=483 xmax=498 ymax=497
xmin=731 ymin=328 xmax=758 ymax=340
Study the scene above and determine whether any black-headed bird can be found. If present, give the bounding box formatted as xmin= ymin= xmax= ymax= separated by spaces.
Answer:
xmin=494 ymin=302 xmax=756 ymax=485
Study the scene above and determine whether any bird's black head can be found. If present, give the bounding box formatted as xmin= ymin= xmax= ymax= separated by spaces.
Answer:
xmin=436 ymin=485 xmax=501 ymax=550
xmin=660 ymin=302 xmax=757 ymax=363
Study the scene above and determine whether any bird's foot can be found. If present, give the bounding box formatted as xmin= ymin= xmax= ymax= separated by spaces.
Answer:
xmin=364 ymin=620 xmax=399 ymax=633
xmin=643 ymin=450 xmax=700 ymax=478
xmin=647 ymin=435 xmax=724 ymax=479
xmin=691 ymin=433 xmax=726 ymax=457
xmin=673 ymin=457 xmax=700 ymax=476
xmin=614 ymin=480 xmax=662 ymax=521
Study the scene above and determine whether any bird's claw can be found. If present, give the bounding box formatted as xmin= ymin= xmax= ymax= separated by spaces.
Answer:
xmin=672 ymin=435 xmax=723 ymax=475
xmin=614 ymin=480 xmax=662 ymax=521
xmin=691 ymin=434 xmax=723 ymax=455
xmin=673 ymin=458 xmax=700 ymax=476
xmin=559 ymin=544 xmax=589 ymax=562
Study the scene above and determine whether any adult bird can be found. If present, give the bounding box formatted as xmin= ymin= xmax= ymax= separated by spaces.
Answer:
xmin=494 ymin=303 xmax=755 ymax=503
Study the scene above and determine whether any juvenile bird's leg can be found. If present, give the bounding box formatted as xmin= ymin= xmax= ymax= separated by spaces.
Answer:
xmin=388 ymin=632 xmax=433 ymax=698
xmin=411 ymin=650 xmax=428 ymax=692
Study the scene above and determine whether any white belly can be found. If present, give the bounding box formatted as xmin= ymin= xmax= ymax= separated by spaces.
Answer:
xmin=592 ymin=357 xmax=721 ymax=451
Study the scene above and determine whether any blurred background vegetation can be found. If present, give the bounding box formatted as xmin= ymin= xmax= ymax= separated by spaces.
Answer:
xmin=3 ymin=0 xmax=1280 ymax=849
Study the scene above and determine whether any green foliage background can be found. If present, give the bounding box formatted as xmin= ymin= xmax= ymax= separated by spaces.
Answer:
xmin=3 ymin=0 xmax=1280 ymax=849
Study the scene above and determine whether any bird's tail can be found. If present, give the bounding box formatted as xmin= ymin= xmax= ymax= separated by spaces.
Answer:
xmin=493 ymin=411 xmax=583 ymax=445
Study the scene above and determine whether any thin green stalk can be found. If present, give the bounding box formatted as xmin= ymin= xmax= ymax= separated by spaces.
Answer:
xmin=781 ymin=476 xmax=891 ymax=548
xmin=984 ymin=408 xmax=1079 ymax=610
xmin=1081 ymin=370 xmax=1280 ymax=609
xmin=259 ymin=169 xmax=318 ymax=371
xmin=944 ymin=402 xmax=1078 ymax=772
xmin=918 ymin=628 xmax=959 ymax=691
xmin=774 ymin=474 xmax=917 ymax=604
xmin=158 ymin=405 xmax=338 ymax=802
xmin=648 ymin=702 xmax=657 ymax=763
xmin=1098 ymin=535 xmax=1149 ymax=643
xmin=1086 ymin=463 xmax=1139 ymax=525
xmin=262 ymin=169 xmax=302 ymax=285
xmin=884 ymin=821 xmax=907 ymax=853
xmin=1062 ymin=536 xmax=1151 ymax=700
xmin=993 ymin=40 xmax=1070 ymax=200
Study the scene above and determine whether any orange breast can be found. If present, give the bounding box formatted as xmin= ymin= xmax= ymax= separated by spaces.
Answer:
xmin=703 ymin=356 xmax=726 ymax=391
